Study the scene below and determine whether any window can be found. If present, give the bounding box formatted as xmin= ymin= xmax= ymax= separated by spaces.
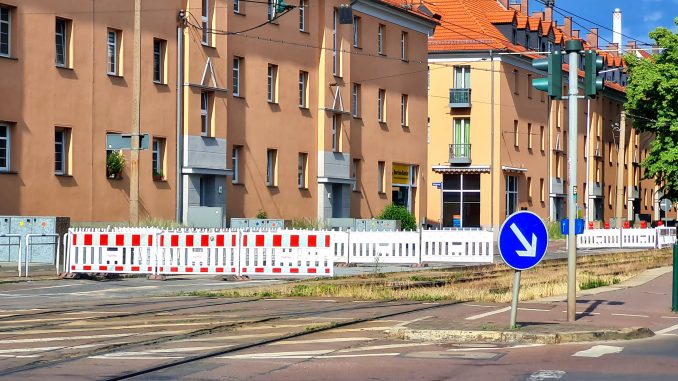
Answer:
xmin=540 ymin=125 xmax=545 ymax=151
xmin=298 ymin=70 xmax=309 ymax=108
xmin=232 ymin=145 xmax=241 ymax=184
xmin=266 ymin=149 xmax=277 ymax=186
xmin=0 ymin=124 xmax=9 ymax=171
xmin=453 ymin=66 xmax=470 ymax=88
xmin=512 ymin=29 xmax=517 ymax=45
xmin=200 ymin=91 xmax=212 ymax=136
xmin=513 ymin=120 xmax=519 ymax=147
xmin=527 ymin=74 xmax=533 ymax=98
xmin=54 ymin=129 xmax=71 ymax=175
xmin=107 ymin=29 xmax=121 ymax=75
xmin=540 ymin=178 xmax=545 ymax=202
xmin=525 ymin=34 xmax=530 ymax=49
xmin=331 ymin=115 xmax=341 ymax=152
xmin=400 ymin=31 xmax=408 ymax=61
xmin=608 ymin=141 xmax=613 ymax=164
xmin=55 ymin=18 xmax=71 ymax=67
xmin=506 ymin=175 xmax=518 ymax=216
xmin=513 ymin=69 xmax=519 ymax=95
xmin=556 ymin=154 xmax=562 ymax=179
xmin=527 ymin=123 xmax=533 ymax=150
xmin=267 ymin=0 xmax=275 ymax=21
xmin=527 ymin=177 xmax=532 ymax=200
xmin=152 ymin=138 xmax=166 ymax=179
xmin=352 ymin=159 xmax=360 ymax=191
xmin=442 ymin=174 xmax=481 ymax=228
xmin=202 ymin=0 xmax=210 ymax=44
xmin=332 ymin=9 xmax=339 ymax=76
xmin=0 ymin=6 xmax=10 ymax=57
xmin=153 ymin=39 xmax=166 ymax=83
xmin=353 ymin=16 xmax=360 ymax=47
xmin=298 ymin=153 xmax=308 ymax=188
xmin=233 ymin=0 xmax=240 ymax=13
xmin=351 ymin=83 xmax=361 ymax=117
xmin=453 ymin=118 xmax=470 ymax=158
xmin=608 ymin=186 xmax=612 ymax=207
xmin=378 ymin=89 xmax=386 ymax=122
xmin=377 ymin=24 xmax=384 ymax=55
xmin=299 ymin=0 xmax=307 ymax=31
xmin=232 ymin=57 xmax=241 ymax=96
xmin=267 ymin=64 xmax=278 ymax=103
xmin=377 ymin=161 xmax=385 ymax=193
xmin=400 ymin=94 xmax=408 ymax=127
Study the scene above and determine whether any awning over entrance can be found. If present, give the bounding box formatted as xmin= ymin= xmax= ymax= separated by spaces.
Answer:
xmin=432 ymin=165 xmax=490 ymax=174
xmin=501 ymin=165 xmax=527 ymax=174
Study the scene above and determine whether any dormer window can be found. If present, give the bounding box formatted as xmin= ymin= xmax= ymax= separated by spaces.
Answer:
xmin=525 ymin=34 xmax=530 ymax=49
xmin=512 ymin=29 xmax=517 ymax=44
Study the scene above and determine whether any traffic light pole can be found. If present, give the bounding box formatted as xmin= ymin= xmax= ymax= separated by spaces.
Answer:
xmin=565 ymin=40 xmax=582 ymax=322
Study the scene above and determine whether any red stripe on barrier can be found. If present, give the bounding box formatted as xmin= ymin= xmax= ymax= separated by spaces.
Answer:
xmin=325 ymin=235 xmax=330 ymax=248
xmin=160 ymin=235 xmax=164 ymax=246
xmin=273 ymin=235 xmax=282 ymax=247
xmin=200 ymin=267 xmax=208 ymax=273
xmin=255 ymin=267 xmax=264 ymax=273
xmin=72 ymin=235 xmax=77 ymax=245
xmin=308 ymin=268 xmax=317 ymax=273
xmin=256 ymin=235 xmax=265 ymax=247
xmin=171 ymin=235 xmax=179 ymax=247
xmin=84 ymin=234 xmax=92 ymax=246
xmin=171 ymin=267 xmax=179 ymax=272
xmin=201 ymin=235 xmax=209 ymax=247
xmin=147 ymin=235 xmax=153 ymax=246
xmin=308 ymin=235 xmax=317 ymax=247
xmin=100 ymin=234 xmax=108 ymax=246
xmin=186 ymin=235 xmax=194 ymax=247
xmin=185 ymin=267 xmax=193 ymax=272
xmin=290 ymin=268 xmax=299 ymax=273
xmin=216 ymin=235 xmax=225 ymax=247
xmin=99 ymin=266 xmax=107 ymax=271
xmin=83 ymin=265 xmax=92 ymax=271
xmin=325 ymin=268 xmax=330 ymax=274
xmin=71 ymin=265 xmax=75 ymax=270
xmin=132 ymin=235 xmax=140 ymax=246
xmin=231 ymin=267 xmax=236 ymax=273
xmin=231 ymin=234 xmax=237 ymax=246
xmin=158 ymin=267 xmax=164 ymax=272
xmin=115 ymin=266 xmax=123 ymax=271
xmin=272 ymin=268 xmax=282 ymax=273
xmin=147 ymin=266 xmax=153 ymax=271
xmin=242 ymin=268 xmax=247 ymax=273
xmin=291 ymin=235 xmax=299 ymax=247
xmin=116 ymin=234 xmax=124 ymax=246
xmin=131 ymin=266 xmax=140 ymax=271
xmin=216 ymin=268 xmax=224 ymax=273
xmin=243 ymin=235 xmax=248 ymax=246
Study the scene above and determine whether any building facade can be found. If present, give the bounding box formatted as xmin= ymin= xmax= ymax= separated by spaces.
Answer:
xmin=0 ymin=0 xmax=436 ymax=225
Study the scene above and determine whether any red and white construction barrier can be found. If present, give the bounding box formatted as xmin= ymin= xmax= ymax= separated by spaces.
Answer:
xmin=156 ymin=232 xmax=239 ymax=275
xmin=68 ymin=232 xmax=157 ymax=274
xmin=240 ymin=231 xmax=333 ymax=276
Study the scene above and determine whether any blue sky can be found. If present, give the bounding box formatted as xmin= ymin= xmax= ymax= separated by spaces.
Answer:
xmin=529 ymin=0 xmax=678 ymax=48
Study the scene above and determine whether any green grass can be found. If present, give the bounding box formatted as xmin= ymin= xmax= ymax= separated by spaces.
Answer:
xmin=544 ymin=219 xmax=564 ymax=240
xmin=579 ymin=278 xmax=611 ymax=290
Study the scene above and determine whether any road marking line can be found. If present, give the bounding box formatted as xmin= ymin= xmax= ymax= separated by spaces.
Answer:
xmin=338 ymin=343 xmax=431 ymax=353
xmin=222 ymin=350 xmax=333 ymax=358
xmin=330 ymin=327 xmax=393 ymax=332
xmin=464 ymin=304 xmax=498 ymax=308
xmin=271 ymin=337 xmax=375 ymax=345
xmin=180 ymin=333 xmax=283 ymax=342
xmin=316 ymin=353 xmax=401 ymax=359
xmin=518 ymin=308 xmax=551 ymax=312
xmin=392 ymin=316 xmax=433 ymax=329
xmin=466 ymin=307 xmax=511 ymax=320
xmin=572 ymin=345 xmax=623 ymax=358
xmin=561 ymin=311 xmax=600 ymax=315
xmin=90 ymin=355 xmax=184 ymax=360
xmin=660 ymin=316 xmax=678 ymax=319
xmin=8 ymin=284 xmax=82 ymax=291
xmin=527 ymin=370 xmax=566 ymax=380
xmin=656 ymin=323 xmax=678 ymax=335
xmin=0 ymin=331 xmax=191 ymax=344
xmin=0 ymin=355 xmax=40 ymax=358
xmin=238 ymin=324 xmax=316 ymax=331
xmin=611 ymin=313 xmax=649 ymax=318
xmin=446 ymin=344 xmax=544 ymax=352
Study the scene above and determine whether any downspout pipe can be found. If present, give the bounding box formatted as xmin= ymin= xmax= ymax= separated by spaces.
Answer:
xmin=490 ymin=50 xmax=495 ymax=232
xmin=176 ymin=17 xmax=185 ymax=223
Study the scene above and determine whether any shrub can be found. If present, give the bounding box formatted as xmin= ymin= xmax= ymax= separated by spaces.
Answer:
xmin=377 ymin=203 xmax=417 ymax=231
xmin=106 ymin=150 xmax=125 ymax=174
xmin=256 ymin=209 xmax=268 ymax=219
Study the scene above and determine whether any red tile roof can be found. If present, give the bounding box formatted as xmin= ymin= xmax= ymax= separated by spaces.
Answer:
xmin=377 ymin=0 xmax=440 ymax=23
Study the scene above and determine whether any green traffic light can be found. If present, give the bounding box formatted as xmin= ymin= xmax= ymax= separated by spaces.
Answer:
xmin=584 ymin=50 xmax=604 ymax=98
xmin=531 ymin=51 xmax=563 ymax=99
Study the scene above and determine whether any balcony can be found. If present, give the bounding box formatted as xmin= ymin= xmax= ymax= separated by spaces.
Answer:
xmin=449 ymin=143 xmax=471 ymax=165
xmin=449 ymin=88 xmax=471 ymax=108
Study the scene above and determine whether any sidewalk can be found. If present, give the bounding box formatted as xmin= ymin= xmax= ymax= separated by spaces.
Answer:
xmin=0 ymin=262 xmax=60 ymax=282
xmin=389 ymin=266 xmax=678 ymax=344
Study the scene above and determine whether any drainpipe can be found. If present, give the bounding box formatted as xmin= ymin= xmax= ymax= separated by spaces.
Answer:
xmin=175 ymin=16 xmax=185 ymax=223
xmin=585 ymin=99 xmax=591 ymax=223
xmin=490 ymin=50 xmax=495 ymax=231
xmin=547 ymin=99 xmax=552 ymax=220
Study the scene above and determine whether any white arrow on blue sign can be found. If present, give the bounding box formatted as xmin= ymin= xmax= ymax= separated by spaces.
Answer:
xmin=498 ymin=211 xmax=549 ymax=271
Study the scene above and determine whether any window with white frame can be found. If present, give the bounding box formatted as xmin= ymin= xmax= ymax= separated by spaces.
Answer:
xmin=152 ymin=138 xmax=165 ymax=179
xmin=54 ymin=129 xmax=69 ymax=175
xmin=353 ymin=16 xmax=360 ymax=47
xmin=378 ymin=88 xmax=386 ymax=122
xmin=201 ymin=91 xmax=212 ymax=136
xmin=153 ymin=39 xmax=166 ymax=83
xmin=0 ymin=124 xmax=9 ymax=172
xmin=267 ymin=0 xmax=279 ymax=21
xmin=331 ymin=115 xmax=341 ymax=152
xmin=352 ymin=158 xmax=360 ymax=191
xmin=400 ymin=94 xmax=408 ymax=127
xmin=527 ymin=123 xmax=533 ymax=150
xmin=513 ymin=120 xmax=519 ymax=147
xmin=107 ymin=28 xmax=121 ymax=75
xmin=0 ymin=6 xmax=10 ymax=57
xmin=400 ymin=31 xmax=408 ymax=61
xmin=332 ymin=9 xmax=339 ymax=76
xmin=299 ymin=0 xmax=307 ymax=32
xmin=201 ymin=0 xmax=210 ymax=44
xmin=298 ymin=152 xmax=308 ymax=188
xmin=377 ymin=161 xmax=385 ymax=193
xmin=352 ymin=83 xmax=361 ymax=117
xmin=298 ymin=70 xmax=309 ymax=108
xmin=506 ymin=175 xmax=518 ymax=216
xmin=266 ymin=148 xmax=277 ymax=186
xmin=453 ymin=66 xmax=470 ymax=88
xmin=232 ymin=145 xmax=241 ymax=184
xmin=232 ymin=57 xmax=241 ymax=96
xmin=233 ymin=0 xmax=240 ymax=13
xmin=55 ymin=18 xmax=71 ymax=67
xmin=267 ymin=64 xmax=278 ymax=103
xmin=377 ymin=24 xmax=384 ymax=55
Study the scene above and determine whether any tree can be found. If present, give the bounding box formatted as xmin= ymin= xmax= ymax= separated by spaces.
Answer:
xmin=625 ymin=17 xmax=678 ymax=200
xmin=377 ymin=203 xmax=417 ymax=231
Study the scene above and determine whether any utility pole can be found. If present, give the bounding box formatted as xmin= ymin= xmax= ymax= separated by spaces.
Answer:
xmin=130 ymin=0 xmax=141 ymax=225
xmin=616 ymin=111 xmax=626 ymax=228
xmin=565 ymin=39 xmax=582 ymax=323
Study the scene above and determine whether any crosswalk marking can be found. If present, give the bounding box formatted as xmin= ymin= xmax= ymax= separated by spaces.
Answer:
xmin=572 ymin=345 xmax=623 ymax=358
xmin=465 ymin=307 xmax=511 ymax=320
xmin=656 ymin=323 xmax=678 ymax=335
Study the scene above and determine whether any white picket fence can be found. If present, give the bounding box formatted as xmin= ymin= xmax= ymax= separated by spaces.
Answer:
xmin=576 ymin=227 xmax=676 ymax=249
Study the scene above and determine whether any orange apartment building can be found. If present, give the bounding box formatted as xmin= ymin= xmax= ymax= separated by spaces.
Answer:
xmin=425 ymin=0 xmax=672 ymax=230
xmin=0 ymin=0 xmax=437 ymax=225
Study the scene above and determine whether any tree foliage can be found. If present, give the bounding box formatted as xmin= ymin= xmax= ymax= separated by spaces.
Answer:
xmin=377 ymin=203 xmax=417 ymax=231
xmin=625 ymin=18 xmax=678 ymax=200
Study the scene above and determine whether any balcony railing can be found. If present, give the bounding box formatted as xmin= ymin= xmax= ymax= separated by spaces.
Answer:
xmin=449 ymin=88 xmax=471 ymax=108
xmin=449 ymin=143 xmax=471 ymax=165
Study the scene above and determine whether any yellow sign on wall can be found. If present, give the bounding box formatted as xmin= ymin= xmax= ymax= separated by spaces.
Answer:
xmin=392 ymin=164 xmax=410 ymax=185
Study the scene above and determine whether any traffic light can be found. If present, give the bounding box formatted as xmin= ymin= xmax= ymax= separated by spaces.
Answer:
xmin=275 ymin=0 xmax=288 ymax=14
xmin=584 ymin=50 xmax=604 ymax=99
xmin=531 ymin=51 xmax=563 ymax=99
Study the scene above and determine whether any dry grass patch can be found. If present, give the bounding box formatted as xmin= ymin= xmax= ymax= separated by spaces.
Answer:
xmin=185 ymin=249 xmax=672 ymax=303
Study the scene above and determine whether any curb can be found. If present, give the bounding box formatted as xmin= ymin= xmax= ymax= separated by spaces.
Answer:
xmin=387 ymin=327 xmax=654 ymax=345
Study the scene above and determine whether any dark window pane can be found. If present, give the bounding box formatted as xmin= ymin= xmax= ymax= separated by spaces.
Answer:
xmin=464 ymin=191 xmax=480 ymax=203
xmin=462 ymin=174 xmax=480 ymax=190
xmin=443 ymin=192 xmax=460 ymax=203
xmin=443 ymin=174 xmax=460 ymax=190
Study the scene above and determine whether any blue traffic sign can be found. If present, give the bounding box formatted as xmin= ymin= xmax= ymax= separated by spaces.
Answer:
xmin=498 ymin=211 xmax=549 ymax=271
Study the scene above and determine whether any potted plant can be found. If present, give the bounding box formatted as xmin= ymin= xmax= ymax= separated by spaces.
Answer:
xmin=106 ymin=150 xmax=125 ymax=179
xmin=152 ymin=170 xmax=164 ymax=181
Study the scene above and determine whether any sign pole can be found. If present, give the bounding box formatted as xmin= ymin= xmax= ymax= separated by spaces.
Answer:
xmin=510 ymin=270 xmax=521 ymax=328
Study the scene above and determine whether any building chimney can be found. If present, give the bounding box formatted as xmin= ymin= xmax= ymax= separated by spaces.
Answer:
xmin=627 ymin=40 xmax=637 ymax=52
xmin=607 ymin=43 xmax=619 ymax=56
xmin=510 ymin=3 xmax=520 ymax=12
xmin=532 ymin=11 xmax=544 ymax=19
xmin=586 ymin=27 xmax=599 ymax=49
xmin=520 ymin=0 xmax=528 ymax=15
xmin=613 ymin=8 xmax=622 ymax=53
xmin=572 ymin=30 xmax=580 ymax=39
xmin=544 ymin=7 xmax=553 ymax=22
xmin=498 ymin=0 xmax=509 ymax=9
xmin=563 ymin=16 xmax=572 ymax=36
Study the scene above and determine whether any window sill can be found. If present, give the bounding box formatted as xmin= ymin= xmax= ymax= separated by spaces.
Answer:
xmin=298 ymin=186 xmax=308 ymax=190
xmin=378 ymin=53 xmax=386 ymax=57
xmin=268 ymin=101 xmax=278 ymax=105
xmin=378 ymin=191 xmax=387 ymax=195
xmin=56 ymin=65 xmax=74 ymax=71
xmin=352 ymin=115 xmax=361 ymax=119
xmin=0 ymin=55 xmax=18 ymax=61
xmin=353 ymin=189 xmax=361 ymax=193
xmin=353 ymin=45 xmax=361 ymax=50
xmin=153 ymin=80 xmax=168 ymax=86
xmin=55 ymin=173 xmax=73 ymax=177
xmin=0 ymin=170 xmax=18 ymax=175
xmin=267 ymin=184 xmax=278 ymax=188
xmin=233 ymin=94 xmax=245 ymax=99
xmin=153 ymin=178 xmax=167 ymax=182
xmin=232 ymin=181 xmax=243 ymax=185
xmin=300 ymin=30 xmax=310 ymax=34
xmin=107 ymin=73 xmax=123 ymax=78
xmin=401 ymin=59 xmax=409 ymax=63
xmin=234 ymin=11 xmax=245 ymax=16
xmin=299 ymin=105 xmax=309 ymax=110
xmin=201 ymin=42 xmax=215 ymax=49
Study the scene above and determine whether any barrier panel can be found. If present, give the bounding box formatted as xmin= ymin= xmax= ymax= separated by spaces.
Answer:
xmin=621 ymin=228 xmax=657 ymax=248
xmin=240 ymin=230 xmax=333 ymax=276
xmin=657 ymin=227 xmax=677 ymax=248
xmin=156 ymin=231 xmax=239 ymax=275
xmin=68 ymin=231 xmax=157 ymax=274
xmin=576 ymin=229 xmax=621 ymax=249
xmin=348 ymin=231 xmax=420 ymax=265
xmin=330 ymin=230 xmax=350 ymax=264
xmin=420 ymin=230 xmax=494 ymax=263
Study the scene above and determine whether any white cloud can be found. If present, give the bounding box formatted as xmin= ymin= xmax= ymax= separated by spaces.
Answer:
xmin=643 ymin=11 xmax=664 ymax=22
